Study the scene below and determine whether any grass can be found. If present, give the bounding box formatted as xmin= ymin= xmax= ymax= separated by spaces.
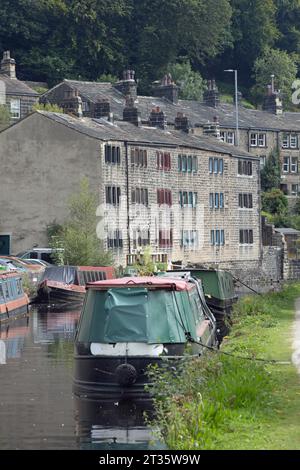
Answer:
xmin=150 ymin=283 xmax=300 ymax=450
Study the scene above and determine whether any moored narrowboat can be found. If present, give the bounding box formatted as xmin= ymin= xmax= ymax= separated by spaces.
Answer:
xmin=0 ymin=272 xmax=29 ymax=323
xmin=37 ymin=265 xmax=115 ymax=305
xmin=73 ymin=276 xmax=217 ymax=401
xmin=159 ymin=268 xmax=237 ymax=339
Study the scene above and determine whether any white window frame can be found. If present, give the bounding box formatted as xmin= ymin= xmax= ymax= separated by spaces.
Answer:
xmin=10 ymin=98 xmax=21 ymax=119
xmin=290 ymin=134 xmax=298 ymax=149
xmin=250 ymin=133 xmax=258 ymax=147
xmin=282 ymin=134 xmax=289 ymax=149
xmin=220 ymin=131 xmax=226 ymax=142
xmin=258 ymin=133 xmax=266 ymax=147
xmin=283 ymin=157 xmax=290 ymax=173
xmin=291 ymin=157 xmax=298 ymax=173
xmin=227 ymin=132 xmax=235 ymax=145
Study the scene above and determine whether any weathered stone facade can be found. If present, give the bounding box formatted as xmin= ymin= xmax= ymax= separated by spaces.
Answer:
xmin=0 ymin=111 xmax=261 ymax=272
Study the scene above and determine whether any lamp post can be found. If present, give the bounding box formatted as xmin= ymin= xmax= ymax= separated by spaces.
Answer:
xmin=224 ymin=69 xmax=239 ymax=147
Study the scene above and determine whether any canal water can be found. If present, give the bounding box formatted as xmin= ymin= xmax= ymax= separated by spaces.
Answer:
xmin=0 ymin=306 xmax=161 ymax=450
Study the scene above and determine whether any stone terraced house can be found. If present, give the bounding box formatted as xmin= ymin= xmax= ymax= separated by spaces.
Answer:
xmin=0 ymin=51 xmax=39 ymax=122
xmin=41 ymin=71 xmax=300 ymax=199
xmin=0 ymin=110 xmax=260 ymax=275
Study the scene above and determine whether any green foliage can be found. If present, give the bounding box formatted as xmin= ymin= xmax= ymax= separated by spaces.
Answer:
xmin=52 ymin=177 xmax=113 ymax=266
xmin=150 ymin=283 xmax=300 ymax=449
xmin=252 ymin=48 xmax=298 ymax=106
xmin=0 ymin=104 xmax=10 ymax=130
xmin=261 ymin=149 xmax=281 ymax=192
xmin=261 ymin=189 xmax=288 ymax=215
xmin=167 ymin=61 xmax=206 ymax=101
xmin=97 ymin=73 xmax=118 ymax=84
xmin=134 ymin=246 xmax=155 ymax=275
xmin=33 ymin=102 xmax=63 ymax=113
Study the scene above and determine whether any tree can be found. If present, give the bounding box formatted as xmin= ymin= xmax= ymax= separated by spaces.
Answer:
xmin=262 ymin=189 xmax=288 ymax=215
xmin=261 ymin=149 xmax=281 ymax=192
xmin=0 ymin=105 xmax=10 ymax=130
xmin=251 ymin=48 xmax=298 ymax=106
xmin=167 ymin=61 xmax=206 ymax=101
xmin=32 ymin=103 xmax=63 ymax=113
xmin=55 ymin=178 xmax=112 ymax=266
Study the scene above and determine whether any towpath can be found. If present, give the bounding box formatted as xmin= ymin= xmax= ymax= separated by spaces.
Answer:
xmin=292 ymin=299 xmax=300 ymax=373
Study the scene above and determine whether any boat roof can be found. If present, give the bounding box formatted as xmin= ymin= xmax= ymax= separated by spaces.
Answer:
xmin=86 ymin=276 xmax=194 ymax=291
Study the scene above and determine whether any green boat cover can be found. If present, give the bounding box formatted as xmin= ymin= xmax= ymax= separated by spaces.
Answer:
xmin=78 ymin=287 xmax=200 ymax=344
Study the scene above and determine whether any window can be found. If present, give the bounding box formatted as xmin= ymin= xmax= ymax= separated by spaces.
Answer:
xmin=238 ymin=159 xmax=253 ymax=176
xmin=211 ymin=230 xmax=225 ymax=246
xmin=214 ymin=158 xmax=219 ymax=174
xmin=159 ymin=229 xmax=173 ymax=248
xmin=182 ymin=155 xmax=187 ymax=172
xmin=219 ymin=158 xmax=224 ymax=175
xmin=220 ymin=131 xmax=235 ymax=145
xmin=291 ymin=157 xmax=298 ymax=173
xmin=132 ymin=188 xmax=148 ymax=206
xmin=227 ymin=132 xmax=235 ymax=145
xmin=282 ymin=134 xmax=289 ymax=149
xmin=157 ymin=151 xmax=171 ymax=171
xmin=130 ymin=148 xmax=147 ymax=167
xmin=283 ymin=157 xmax=290 ymax=173
xmin=192 ymin=156 xmax=198 ymax=173
xmin=132 ymin=229 xmax=150 ymax=248
xmin=105 ymin=186 xmax=121 ymax=205
xmin=10 ymin=99 xmax=20 ymax=119
xmin=105 ymin=144 xmax=121 ymax=164
xmin=220 ymin=193 xmax=224 ymax=209
xmin=209 ymin=193 xmax=214 ymax=209
xmin=107 ymin=230 xmax=123 ymax=248
xmin=239 ymin=193 xmax=253 ymax=209
xmin=214 ymin=193 xmax=219 ymax=209
xmin=260 ymin=155 xmax=266 ymax=168
xmin=179 ymin=191 xmax=197 ymax=208
xmin=157 ymin=189 xmax=172 ymax=206
xmin=181 ymin=230 xmax=198 ymax=248
xmin=82 ymin=101 xmax=90 ymax=112
xmin=258 ymin=134 xmax=266 ymax=147
xmin=187 ymin=156 xmax=193 ymax=172
xmin=178 ymin=155 xmax=182 ymax=171
xmin=290 ymin=134 xmax=298 ymax=149
xmin=282 ymin=134 xmax=298 ymax=149
xmin=250 ymin=133 xmax=258 ymax=147
xmin=239 ymin=229 xmax=254 ymax=245
xmin=209 ymin=158 xmax=213 ymax=174
xmin=291 ymin=184 xmax=299 ymax=196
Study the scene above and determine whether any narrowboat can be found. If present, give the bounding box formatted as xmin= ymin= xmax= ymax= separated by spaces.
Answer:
xmin=37 ymin=265 xmax=115 ymax=305
xmin=159 ymin=268 xmax=237 ymax=339
xmin=0 ymin=272 xmax=29 ymax=323
xmin=73 ymin=276 xmax=217 ymax=401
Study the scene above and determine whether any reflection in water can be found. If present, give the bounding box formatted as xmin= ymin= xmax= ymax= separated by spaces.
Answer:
xmin=0 ymin=305 xmax=161 ymax=450
xmin=75 ymin=397 xmax=162 ymax=450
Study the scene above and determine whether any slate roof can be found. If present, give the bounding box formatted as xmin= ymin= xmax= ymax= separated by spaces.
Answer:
xmin=0 ymin=74 xmax=39 ymax=96
xmin=38 ymin=111 xmax=255 ymax=159
xmin=44 ymin=79 xmax=300 ymax=133
xmin=274 ymin=228 xmax=300 ymax=235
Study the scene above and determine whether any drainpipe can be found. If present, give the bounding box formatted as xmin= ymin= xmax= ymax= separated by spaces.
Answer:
xmin=125 ymin=141 xmax=131 ymax=255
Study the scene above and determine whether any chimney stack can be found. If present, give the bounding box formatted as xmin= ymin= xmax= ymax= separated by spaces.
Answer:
xmin=113 ymin=70 xmax=137 ymax=101
xmin=203 ymin=116 xmax=220 ymax=139
xmin=174 ymin=112 xmax=190 ymax=133
xmin=153 ymin=74 xmax=179 ymax=104
xmin=0 ymin=51 xmax=16 ymax=79
xmin=123 ymin=95 xmax=141 ymax=126
xmin=62 ymin=89 xmax=83 ymax=118
xmin=263 ymin=78 xmax=283 ymax=115
xmin=203 ymin=79 xmax=220 ymax=108
xmin=149 ymin=106 xmax=167 ymax=129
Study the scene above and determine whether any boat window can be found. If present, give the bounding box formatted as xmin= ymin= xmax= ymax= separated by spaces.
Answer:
xmin=16 ymin=279 xmax=22 ymax=296
xmin=189 ymin=289 xmax=205 ymax=324
xmin=78 ymin=271 xmax=107 ymax=285
xmin=3 ymin=282 xmax=10 ymax=299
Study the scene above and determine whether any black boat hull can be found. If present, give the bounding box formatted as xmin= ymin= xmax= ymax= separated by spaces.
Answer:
xmin=37 ymin=286 xmax=84 ymax=305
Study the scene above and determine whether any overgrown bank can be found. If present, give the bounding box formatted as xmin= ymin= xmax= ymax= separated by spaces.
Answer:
xmin=150 ymin=284 xmax=300 ymax=450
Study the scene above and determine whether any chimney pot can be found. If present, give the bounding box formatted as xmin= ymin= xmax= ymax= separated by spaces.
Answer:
xmin=0 ymin=50 xmax=16 ymax=79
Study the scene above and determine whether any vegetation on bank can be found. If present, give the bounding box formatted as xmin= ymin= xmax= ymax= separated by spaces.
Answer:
xmin=149 ymin=284 xmax=300 ymax=450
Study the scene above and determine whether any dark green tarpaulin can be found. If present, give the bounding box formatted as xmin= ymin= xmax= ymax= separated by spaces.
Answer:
xmin=78 ymin=287 xmax=189 ymax=344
